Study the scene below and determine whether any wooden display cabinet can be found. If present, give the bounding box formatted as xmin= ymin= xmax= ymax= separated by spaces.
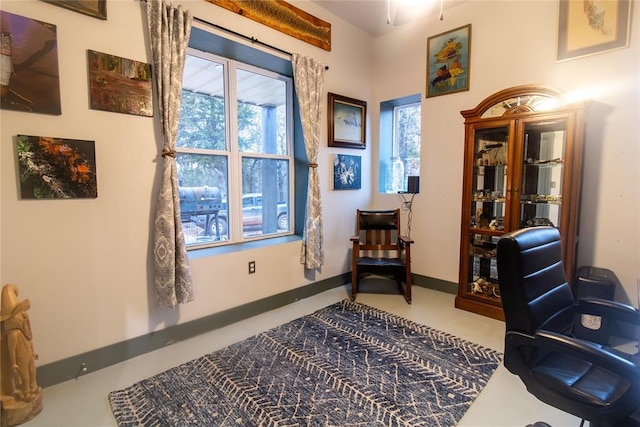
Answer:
xmin=455 ymin=85 xmax=586 ymax=320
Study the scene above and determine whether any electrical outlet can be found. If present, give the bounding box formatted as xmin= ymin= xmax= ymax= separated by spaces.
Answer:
xmin=248 ymin=261 xmax=256 ymax=274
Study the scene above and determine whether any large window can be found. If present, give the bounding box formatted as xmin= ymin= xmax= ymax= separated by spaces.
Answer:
xmin=379 ymin=94 xmax=421 ymax=193
xmin=176 ymin=49 xmax=294 ymax=247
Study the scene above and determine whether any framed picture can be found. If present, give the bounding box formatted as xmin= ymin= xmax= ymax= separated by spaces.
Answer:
xmin=88 ymin=50 xmax=153 ymax=117
xmin=332 ymin=154 xmax=361 ymax=190
xmin=328 ymin=93 xmax=366 ymax=149
xmin=16 ymin=135 xmax=98 ymax=199
xmin=42 ymin=0 xmax=107 ymax=20
xmin=426 ymin=24 xmax=471 ymax=98
xmin=557 ymin=0 xmax=630 ymax=62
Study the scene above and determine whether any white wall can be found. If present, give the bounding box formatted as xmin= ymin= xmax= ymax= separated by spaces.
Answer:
xmin=372 ymin=1 xmax=640 ymax=303
xmin=0 ymin=0 xmax=374 ymax=366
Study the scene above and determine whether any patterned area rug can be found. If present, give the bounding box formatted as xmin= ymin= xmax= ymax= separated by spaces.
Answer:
xmin=109 ymin=300 xmax=502 ymax=426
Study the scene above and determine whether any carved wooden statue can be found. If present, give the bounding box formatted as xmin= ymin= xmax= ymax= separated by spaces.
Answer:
xmin=1 ymin=284 xmax=42 ymax=427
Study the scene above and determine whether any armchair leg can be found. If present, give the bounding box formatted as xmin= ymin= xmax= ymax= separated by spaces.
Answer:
xmin=403 ymin=286 xmax=411 ymax=304
xmin=351 ymin=270 xmax=358 ymax=302
xmin=403 ymin=290 xmax=412 ymax=304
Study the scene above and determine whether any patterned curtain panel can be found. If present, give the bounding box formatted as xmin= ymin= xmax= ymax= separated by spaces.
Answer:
xmin=147 ymin=0 xmax=194 ymax=307
xmin=292 ymin=54 xmax=325 ymax=269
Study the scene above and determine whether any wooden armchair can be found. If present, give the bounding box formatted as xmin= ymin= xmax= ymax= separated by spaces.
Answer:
xmin=350 ymin=209 xmax=413 ymax=304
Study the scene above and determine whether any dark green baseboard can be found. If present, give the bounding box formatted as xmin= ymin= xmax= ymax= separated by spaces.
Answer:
xmin=37 ymin=273 xmax=455 ymax=388
xmin=413 ymin=274 xmax=458 ymax=295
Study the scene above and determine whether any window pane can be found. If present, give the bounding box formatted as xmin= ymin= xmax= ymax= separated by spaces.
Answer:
xmin=177 ymin=153 xmax=229 ymax=244
xmin=236 ymin=69 xmax=287 ymax=155
xmin=176 ymin=47 xmax=294 ymax=248
xmin=392 ymin=103 xmax=421 ymax=191
xmin=241 ymin=157 xmax=289 ymax=237
xmin=178 ymin=56 xmax=226 ymax=151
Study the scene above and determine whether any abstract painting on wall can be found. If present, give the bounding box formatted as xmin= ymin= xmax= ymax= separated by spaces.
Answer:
xmin=332 ymin=154 xmax=361 ymax=190
xmin=0 ymin=11 xmax=62 ymax=115
xmin=16 ymin=135 xmax=98 ymax=199
xmin=88 ymin=50 xmax=153 ymax=116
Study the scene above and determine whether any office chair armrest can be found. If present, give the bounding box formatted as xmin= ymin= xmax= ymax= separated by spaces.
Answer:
xmin=530 ymin=330 xmax=640 ymax=378
xmin=579 ymin=298 xmax=640 ymax=326
xmin=398 ymin=236 xmax=414 ymax=245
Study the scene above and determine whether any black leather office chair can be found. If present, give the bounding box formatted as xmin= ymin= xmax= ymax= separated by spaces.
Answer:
xmin=350 ymin=209 xmax=413 ymax=303
xmin=496 ymin=227 xmax=640 ymax=427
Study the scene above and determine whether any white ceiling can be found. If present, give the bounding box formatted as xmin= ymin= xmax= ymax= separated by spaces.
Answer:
xmin=311 ymin=0 xmax=468 ymax=38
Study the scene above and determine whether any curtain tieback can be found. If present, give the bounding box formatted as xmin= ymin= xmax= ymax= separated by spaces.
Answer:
xmin=308 ymin=163 xmax=318 ymax=168
xmin=162 ymin=149 xmax=176 ymax=158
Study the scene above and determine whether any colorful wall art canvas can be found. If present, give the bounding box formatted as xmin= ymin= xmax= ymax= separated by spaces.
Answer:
xmin=426 ymin=24 xmax=471 ymax=98
xmin=88 ymin=50 xmax=153 ymax=116
xmin=16 ymin=135 xmax=98 ymax=199
xmin=0 ymin=11 xmax=62 ymax=114
xmin=332 ymin=154 xmax=361 ymax=190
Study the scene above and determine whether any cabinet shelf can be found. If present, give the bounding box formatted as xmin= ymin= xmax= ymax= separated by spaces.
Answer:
xmin=521 ymin=200 xmax=562 ymax=205
xmin=524 ymin=159 xmax=564 ymax=167
xmin=474 ymin=163 xmax=507 ymax=169
xmin=473 ymin=198 xmax=506 ymax=203
xmin=469 ymin=228 xmax=504 ymax=236
xmin=458 ymin=85 xmax=586 ymax=321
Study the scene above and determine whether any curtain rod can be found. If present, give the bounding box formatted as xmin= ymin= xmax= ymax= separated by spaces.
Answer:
xmin=192 ymin=17 xmax=329 ymax=70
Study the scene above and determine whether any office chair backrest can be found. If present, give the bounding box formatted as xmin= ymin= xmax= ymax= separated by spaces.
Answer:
xmin=497 ymin=227 xmax=575 ymax=336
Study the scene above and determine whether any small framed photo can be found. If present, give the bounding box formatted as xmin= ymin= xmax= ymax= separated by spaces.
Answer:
xmin=557 ymin=0 xmax=631 ymax=62
xmin=42 ymin=0 xmax=107 ymax=20
xmin=328 ymin=92 xmax=366 ymax=149
xmin=332 ymin=154 xmax=361 ymax=190
xmin=426 ymin=24 xmax=471 ymax=98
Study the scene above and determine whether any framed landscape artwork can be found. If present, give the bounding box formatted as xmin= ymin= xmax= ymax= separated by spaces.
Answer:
xmin=88 ymin=50 xmax=153 ymax=117
xmin=557 ymin=0 xmax=631 ymax=62
xmin=16 ymin=135 xmax=98 ymax=199
xmin=332 ymin=154 xmax=361 ymax=190
xmin=0 ymin=11 xmax=61 ymax=115
xmin=328 ymin=93 xmax=366 ymax=149
xmin=426 ymin=24 xmax=471 ymax=98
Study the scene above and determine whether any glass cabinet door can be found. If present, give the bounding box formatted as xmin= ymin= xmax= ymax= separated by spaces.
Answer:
xmin=518 ymin=119 xmax=567 ymax=230
xmin=467 ymin=126 xmax=509 ymax=300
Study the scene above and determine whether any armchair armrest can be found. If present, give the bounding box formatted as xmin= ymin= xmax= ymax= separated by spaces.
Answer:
xmin=398 ymin=235 xmax=414 ymax=245
xmin=350 ymin=235 xmax=360 ymax=243
xmin=579 ymin=298 xmax=640 ymax=326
